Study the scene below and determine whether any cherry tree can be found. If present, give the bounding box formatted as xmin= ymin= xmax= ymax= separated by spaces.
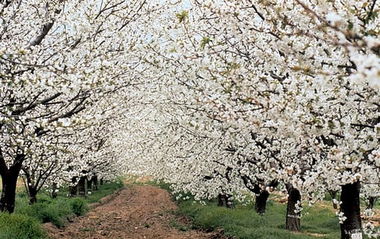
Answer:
xmin=126 ymin=0 xmax=379 ymax=238
xmin=0 ymin=0 xmax=159 ymax=212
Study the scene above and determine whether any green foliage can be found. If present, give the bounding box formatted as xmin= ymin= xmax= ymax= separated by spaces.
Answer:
xmin=200 ymin=36 xmax=212 ymax=49
xmin=0 ymin=212 xmax=46 ymax=239
xmin=13 ymin=178 xmax=124 ymax=228
xmin=176 ymin=11 xmax=188 ymax=23
xmin=70 ymin=197 xmax=89 ymax=216
xmin=15 ymin=195 xmax=74 ymax=228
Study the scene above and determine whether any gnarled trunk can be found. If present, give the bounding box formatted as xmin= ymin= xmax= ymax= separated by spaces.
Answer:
xmin=28 ymin=185 xmax=37 ymax=205
xmin=23 ymin=172 xmax=37 ymax=204
xmin=340 ymin=182 xmax=362 ymax=239
xmin=366 ymin=197 xmax=377 ymax=210
xmin=51 ymin=182 xmax=58 ymax=199
xmin=218 ymin=194 xmax=235 ymax=209
xmin=87 ymin=177 xmax=92 ymax=195
xmin=286 ymin=184 xmax=301 ymax=231
xmin=78 ymin=176 xmax=86 ymax=197
xmin=69 ymin=177 xmax=78 ymax=197
xmin=0 ymin=174 xmax=19 ymax=213
xmin=241 ymin=177 xmax=278 ymax=215
xmin=255 ymin=190 xmax=269 ymax=215
xmin=0 ymin=152 xmax=24 ymax=213
xmin=92 ymin=175 xmax=98 ymax=191
xmin=218 ymin=194 xmax=225 ymax=207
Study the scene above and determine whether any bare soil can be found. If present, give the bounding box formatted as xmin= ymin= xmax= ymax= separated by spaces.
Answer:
xmin=44 ymin=184 xmax=223 ymax=239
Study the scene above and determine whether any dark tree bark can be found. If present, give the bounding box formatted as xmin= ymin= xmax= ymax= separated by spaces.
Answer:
xmin=0 ymin=172 xmax=19 ymax=213
xmin=241 ymin=176 xmax=278 ymax=215
xmin=23 ymin=170 xmax=38 ymax=204
xmin=366 ymin=197 xmax=377 ymax=210
xmin=78 ymin=176 xmax=86 ymax=197
xmin=22 ymin=157 xmax=59 ymax=204
xmin=51 ymin=182 xmax=58 ymax=199
xmin=218 ymin=194 xmax=235 ymax=209
xmin=286 ymin=184 xmax=301 ymax=231
xmin=92 ymin=175 xmax=98 ymax=191
xmin=226 ymin=195 xmax=235 ymax=209
xmin=0 ymin=152 xmax=24 ymax=213
xmin=87 ymin=177 xmax=93 ymax=195
xmin=69 ymin=177 xmax=78 ymax=197
xmin=340 ymin=182 xmax=362 ymax=239
xmin=255 ymin=190 xmax=269 ymax=215
xmin=28 ymin=186 xmax=37 ymax=205
xmin=255 ymin=180 xmax=278 ymax=215
xmin=218 ymin=194 xmax=225 ymax=207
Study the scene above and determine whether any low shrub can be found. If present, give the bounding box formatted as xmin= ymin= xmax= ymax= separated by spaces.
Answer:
xmin=37 ymin=199 xmax=73 ymax=228
xmin=70 ymin=197 xmax=89 ymax=216
xmin=0 ymin=212 xmax=46 ymax=239
xmin=16 ymin=196 xmax=74 ymax=228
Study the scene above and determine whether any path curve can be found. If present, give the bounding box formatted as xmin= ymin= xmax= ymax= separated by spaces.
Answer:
xmin=44 ymin=185 xmax=222 ymax=239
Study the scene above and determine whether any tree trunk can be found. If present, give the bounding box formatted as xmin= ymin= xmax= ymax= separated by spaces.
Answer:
xmin=218 ymin=194 xmax=225 ymax=207
xmin=93 ymin=175 xmax=98 ymax=191
xmin=286 ymin=184 xmax=301 ymax=231
xmin=366 ymin=197 xmax=377 ymax=210
xmin=78 ymin=176 xmax=86 ymax=197
xmin=226 ymin=195 xmax=235 ymax=209
xmin=0 ymin=172 xmax=20 ymax=213
xmin=87 ymin=177 xmax=92 ymax=195
xmin=218 ymin=194 xmax=235 ymax=209
xmin=255 ymin=189 xmax=269 ymax=215
xmin=52 ymin=182 xmax=58 ymax=199
xmin=0 ymin=175 xmax=18 ymax=213
xmin=100 ymin=178 xmax=104 ymax=186
xmin=69 ymin=177 xmax=78 ymax=197
xmin=28 ymin=186 xmax=37 ymax=205
xmin=340 ymin=182 xmax=362 ymax=239
xmin=0 ymin=153 xmax=23 ymax=214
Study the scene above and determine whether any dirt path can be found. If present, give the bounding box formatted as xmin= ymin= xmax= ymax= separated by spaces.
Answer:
xmin=44 ymin=185 xmax=222 ymax=239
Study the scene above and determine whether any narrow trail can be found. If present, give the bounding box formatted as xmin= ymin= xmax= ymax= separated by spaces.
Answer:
xmin=44 ymin=184 xmax=223 ymax=239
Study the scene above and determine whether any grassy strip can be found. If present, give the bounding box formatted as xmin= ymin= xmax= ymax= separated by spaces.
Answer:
xmin=178 ymin=198 xmax=340 ymax=239
xmin=0 ymin=178 xmax=124 ymax=238
xmin=0 ymin=213 xmax=46 ymax=239
xmin=153 ymin=182 xmax=376 ymax=239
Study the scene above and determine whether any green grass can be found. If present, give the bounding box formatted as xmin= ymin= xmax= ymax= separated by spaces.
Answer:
xmin=17 ymin=179 xmax=123 ymax=227
xmin=0 ymin=212 xmax=47 ymax=239
xmin=0 ymin=178 xmax=124 ymax=238
xmin=51 ymin=177 xmax=124 ymax=204
xmin=149 ymin=181 xmax=377 ymax=239
xmin=178 ymin=198 xmax=337 ymax=239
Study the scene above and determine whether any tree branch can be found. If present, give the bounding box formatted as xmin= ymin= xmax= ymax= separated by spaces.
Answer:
xmin=30 ymin=21 xmax=54 ymax=47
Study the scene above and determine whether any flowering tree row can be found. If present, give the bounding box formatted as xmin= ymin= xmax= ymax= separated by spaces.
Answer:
xmin=0 ymin=0 xmax=378 ymax=238
xmin=123 ymin=1 xmax=380 ymax=239
xmin=0 ymin=0 xmax=164 ymax=211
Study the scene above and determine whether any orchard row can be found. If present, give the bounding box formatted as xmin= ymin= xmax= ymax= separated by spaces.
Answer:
xmin=0 ymin=1 xmax=379 ymax=238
